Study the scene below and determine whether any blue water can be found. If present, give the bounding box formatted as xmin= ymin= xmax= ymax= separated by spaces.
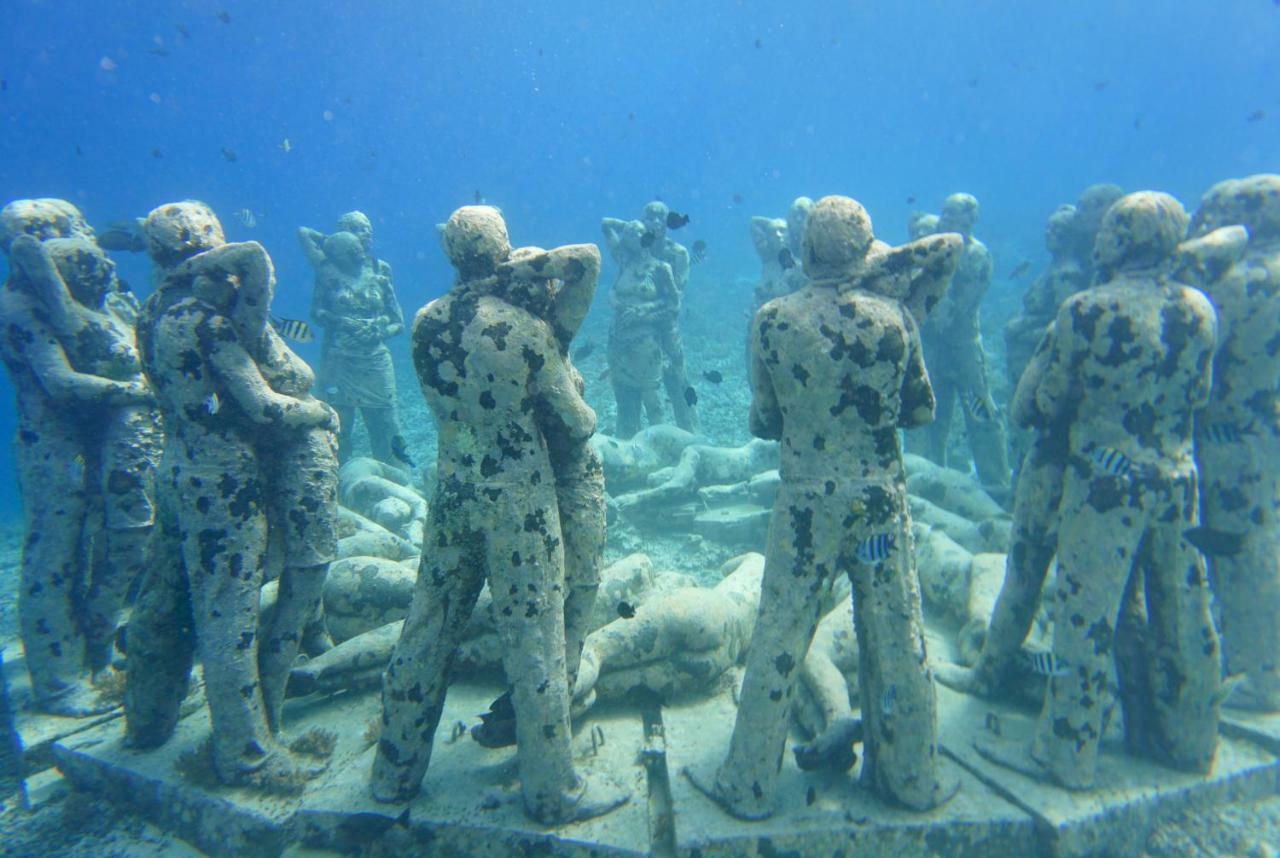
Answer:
xmin=0 ymin=0 xmax=1276 ymax=516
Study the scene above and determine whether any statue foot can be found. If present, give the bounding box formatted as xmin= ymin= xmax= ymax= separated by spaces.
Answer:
xmin=793 ymin=717 xmax=862 ymax=772
xmin=681 ymin=765 xmax=772 ymax=821
xmin=933 ymin=662 xmax=994 ymax=697
xmin=531 ymin=773 xmax=631 ymax=825
xmin=1222 ymin=676 xmax=1280 ymax=714
xmin=972 ymin=737 xmax=1088 ymax=791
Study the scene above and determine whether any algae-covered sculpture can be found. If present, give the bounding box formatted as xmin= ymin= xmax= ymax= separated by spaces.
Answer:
xmin=0 ymin=200 xmax=158 ymax=715
xmin=371 ymin=206 xmax=629 ymax=823
xmin=977 ymin=192 xmax=1221 ymax=790
xmin=126 ymin=202 xmax=339 ymax=790
xmin=685 ymin=195 xmax=962 ymax=818
xmin=299 ymin=212 xmax=406 ymax=465
xmin=916 ymin=193 xmax=1011 ymax=495
xmin=602 ymin=201 xmax=699 ymax=435
xmin=1183 ymin=174 xmax=1280 ymax=713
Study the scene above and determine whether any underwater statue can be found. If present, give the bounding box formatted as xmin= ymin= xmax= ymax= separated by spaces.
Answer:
xmin=1069 ymin=182 xmax=1126 ymax=272
xmin=1183 ymin=174 xmax=1280 ymax=713
xmin=299 ymin=212 xmax=406 ymax=465
xmin=906 ymin=211 xmax=939 ymax=241
xmin=915 ymin=193 xmax=1011 ymax=495
xmin=748 ymin=216 xmax=793 ymax=312
xmin=125 ymin=201 xmax=339 ymax=790
xmin=684 ymin=195 xmax=963 ymax=818
xmin=371 ymin=206 xmax=629 ymax=823
xmin=0 ymin=200 xmax=159 ymax=715
xmin=976 ymin=191 xmax=1222 ymax=790
xmin=602 ymin=201 xmax=699 ymax=435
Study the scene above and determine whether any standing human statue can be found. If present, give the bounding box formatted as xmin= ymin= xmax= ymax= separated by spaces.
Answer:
xmin=685 ymin=195 xmax=963 ymax=817
xmin=915 ymin=193 xmax=1011 ymax=496
xmin=978 ymin=192 xmax=1221 ymax=789
xmin=603 ymin=201 xmax=699 ymax=434
xmin=126 ymin=202 xmax=339 ymax=790
xmin=299 ymin=212 xmax=406 ymax=465
xmin=0 ymin=199 xmax=159 ymax=715
xmin=371 ymin=206 xmax=629 ymax=823
xmin=1183 ymin=175 xmax=1280 ymax=713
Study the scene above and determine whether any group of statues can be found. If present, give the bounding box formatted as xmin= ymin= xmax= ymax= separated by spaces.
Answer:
xmin=0 ymin=172 xmax=1277 ymax=827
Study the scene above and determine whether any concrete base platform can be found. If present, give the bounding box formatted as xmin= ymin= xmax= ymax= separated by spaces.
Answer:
xmin=1221 ymin=709 xmax=1280 ymax=757
xmin=48 ymin=670 xmax=1280 ymax=857
xmin=936 ymin=685 xmax=1280 ymax=857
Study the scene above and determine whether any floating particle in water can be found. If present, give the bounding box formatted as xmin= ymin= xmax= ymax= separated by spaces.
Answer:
xmin=753 ymin=37 xmax=763 ymax=49
xmin=702 ymin=370 xmax=723 ymax=384
xmin=221 ymin=147 xmax=238 ymax=162
xmin=1093 ymin=80 xmax=1109 ymax=92
xmin=967 ymin=77 xmax=979 ymax=88
xmin=99 ymin=56 xmax=118 ymax=72
xmin=1 ymin=80 xmax=6 ymax=92
xmin=691 ymin=240 xmax=707 ymax=263
xmin=627 ymin=111 xmax=635 ymax=120
xmin=1133 ymin=115 xmax=1144 ymax=131
xmin=235 ymin=208 xmax=256 ymax=228
xmin=1247 ymin=110 xmax=1266 ymax=123
xmin=149 ymin=92 xmax=162 ymax=104
xmin=473 ymin=189 xmax=484 ymax=204
xmin=151 ymin=148 xmax=163 ymax=158
xmin=684 ymin=386 xmax=698 ymax=407
xmin=1008 ymin=260 xmax=1031 ymax=278
xmin=175 ymin=23 xmax=191 ymax=39
xmin=665 ymin=210 xmax=690 ymax=230
xmin=323 ymin=109 xmax=334 ymax=122
xmin=217 ymin=10 xmax=231 ymax=24
xmin=279 ymin=138 xmax=292 ymax=153
xmin=75 ymin=144 xmax=83 ymax=156
xmin=148 ymin=46 xmax=170 ymax=58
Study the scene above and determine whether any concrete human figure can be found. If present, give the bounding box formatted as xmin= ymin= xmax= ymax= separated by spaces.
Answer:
xmin=748 ymin=217 xmax=792 ymax=313
xmin=1183 ymin=174 xmax=1280 ymax=713
xmin=0 ymin=200 xmax=156 ymax=715
xmin=906 ymin=211 xmax=939 ymax=241
xmin=978 ymin=192 xmax=1221 ymax=790
xmin=685 ymin=196 xmax=962 ymax=818
xmin=604 ymin=201 xmax=699 ymax=434
xmin=602 ymin=219 xmax=674 ymax=437
xmin=370 ymin=206 xmax=628 ymax=823
xmin=126 ymin=202 xmax=338 ymax=789
xmin=917 ymin=193 xmax=1011 ymax=495
xmin=299 ymin=214 xmax=405 ymax=464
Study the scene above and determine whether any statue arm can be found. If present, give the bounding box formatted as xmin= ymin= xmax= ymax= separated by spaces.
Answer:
xmin=899 ymin=309 xmax=936 ymax=428
xmin=204 ymin=315 xmax=333 ymax=429
xmin=297 ymin=227 xmax=327 ymax=268
xmin=748 ymin=315 xmax=783 ymax=440
xmin=378 ymin=272 xmax=405 ymax=338
xmin=531 ymin=323 xmax=597 ymax=442
xmin=1034 ymin=304 xmax=1078 ymax=422
xmin=547 ymin=244 xmax=601 ymax=350
xmin=1010 ymin=324 xmax=1055 ymax=429
xmin=600 ymin=218 xmax=627 ymax=261
xmin=8 ymin=235 xmax=88 ymax=336
xmin=20 ymin=313 xmax=150 ymax=406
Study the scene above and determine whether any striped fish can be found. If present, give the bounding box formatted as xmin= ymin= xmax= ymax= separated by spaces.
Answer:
xmin=1022 ymin=648 xmax=1071 ymax=678
xmin=204 ymin=393 xmax=221 ymax=415
xmin=1092 ymin=447 xmax=1133 ymax=477
xmin=270 ymin=315 xmax=315 ymax=344
xmin=1201 ymin=422 xmax=1245 ymax=445
xmin=960 ymin=389 xmax=993 ymax=422
xmin=880 ymin=684 xmax=897 ymax=716
xmin=855 ymin=533 xmax=895 ymax=564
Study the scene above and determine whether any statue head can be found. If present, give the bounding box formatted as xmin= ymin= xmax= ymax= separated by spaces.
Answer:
xmin=143 ymin=201 xmax=225 ymax=270
xmin=336 ymin=210 xmax=374 ymax=255
xmin=749 ymin=217 xmax=788 ymax=259
xmin=642 ymin=201 xmax=669 ymax=241
xmin=0 ymin=198 xmax=92 ymax=253
xmin=1045 ymin=205 xmax=1078 ymax=256
xmin=44 ymin=236 xmax=118 ymax=308
xmin=907 ymin=211 xmax=940 ymax=241
xmin=1075 ymin=183 xmax=1125 ymax=234
xmin=442 ymin=205 xmax=511 ymax=282
xmin=802 ymin=195 xmax=874 ymax=281
xmin=1190 ymin=174 xmax=1280 ymax=245
xmin=323 ymin=230 xmax=365 ymax=276
xmin=1092 ymin=191 xmax=1189 ymax=277
xmin=937 ymin=194 xmax=980 ymax=238
xmin=786 ymin=196 xmax=814 ymax=255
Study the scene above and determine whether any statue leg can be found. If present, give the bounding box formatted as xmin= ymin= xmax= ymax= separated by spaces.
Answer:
xmin=332 ymin=405 xmax=356 ymax=462
xmin=558 ymin=447 xmax=606 ymax=691
xmin=613 ymin=381 xmax=641 ymax=439
xmin=923 ymin=374 xmax=956 ymax=468
xmin=660 ymin=323 xmax=700 ymax=433
xmin=361 ymin=406 xmax=400 ymax=465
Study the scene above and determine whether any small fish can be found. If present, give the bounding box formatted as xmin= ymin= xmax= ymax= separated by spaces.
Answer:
xmin=235 ymin=208 xmax=256 ymax=228
xmin=617 ymin=601 xmax=636 ymax=619
xmin=1023 ymin=648 xmax=1071 ymax=678
xmin=204 ymin=393 xmax=221 ymax=415
xmin=905 ymin=195 xmax=916 ymax=205
xmin=221 ymin=146 xmax=238 ymax=162
xmin=1247 ymin=110 xmax=1266 ymax=123
xmin=855 ymin=533 xmax=895 ymax=564
xmin=691 ymin=239 xmax=708 ymax=264
xmin=175 ymin=23 xmax=191 ymax=39
xmin=683 ymin=386 xmax=698 ymax=407
xmin=1182 ymin=526 xmax=1246 ymax=558
xmin=967 ymin=77 xmax=979 ymax=88
xmin=148 ymin=47 xmax=170 ymax=57
xmin=1093 ymin=80 xmax=1109 ymax=93
xmin=599 ymin=368 xmax=611 ymax=382
xmin=151 ymin=148 xmax=163 ymax=159
xmin=390 ymin=435 xmax=415 ymax=468
xmin=880 ymin=684 xmax=897 ymax=715
xmin=572 ymin=341 xmax=596 ymax=361
xmin=1133 ymin=115 xmax=1144 ymax=131
xmin=702 ymin=370 xmax=723 ymax=384
xmin=666 ymin=211 xmax=690 ymax=230
xmin=279 ymin=138 xmax=292 ymax=153
xmin=627 ymin=111 xmax=635 ymax=121
xmin=97 ymin=220 xmax=147 ymax=253
xmin=1092 ymin=446 xmax=1133 ymax=477
xmin=473 ymin=190 xmax=484 ymax=204
xmin=1008 ymin=260 xmax=1032 ymax=279
xmin=960 ymin=389 xmax=993 ymax=422
xmin=732 ymin=193 xmax=744 ymax=205
xmin=753 ymin=37 xmax=763 ymax=49
xmin=1201 ymin=422 xmax=1247 ymax=444
xmin=217 ymin=10 xmax=231 ymax=24
xmin=777 ymin=248 xmax=796 ymax=270
xmin=75 ymin=144 xmax=84 ymax=156
xmin=805 ymin=786 xmax=816 ymax=806
xmin=640 ymin=231 xmax=656 ymax=249
xmin=270 ymin=315 xmax=315 ymax=343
